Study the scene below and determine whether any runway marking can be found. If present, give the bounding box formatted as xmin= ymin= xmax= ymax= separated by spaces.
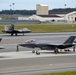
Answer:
xmin=49 ymin=62 xmax=76 ymax=66
xmin=49 ymin=64 xmax=52 ymax=66
xmin=0 ymin=64 xmax=50 ymax=71
xmin=0 ymin=51 xmax=76 ymax=60
xmin=0 ymin=62 xmax=76 ymax=71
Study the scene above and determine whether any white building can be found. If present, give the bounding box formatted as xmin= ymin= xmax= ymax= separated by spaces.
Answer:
xmin=18 ymin=11 xmax=76 ymax=22
xmin=18 ymin=17 xmax=29 ymax=20
xmin=29 ymin=11 xmax=76 ymax=22
xmin=29 ymin=15 xmax=64 ymax=22
xmin=65 ymin=11 xmax=76 ymax=22
xmin=51 ymin=11 xmax=76 ymax=22
xmin=18 ymin=16 xmax=30 ymax=20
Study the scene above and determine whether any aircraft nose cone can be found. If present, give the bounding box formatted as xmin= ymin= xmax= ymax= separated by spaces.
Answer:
xmin=18 ymin=43 xmax=29 ymax=47
xmin=18 ymin=44 xmax=25 ymax=46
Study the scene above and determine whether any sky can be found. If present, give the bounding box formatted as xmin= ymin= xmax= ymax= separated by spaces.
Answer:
xmin=0 ymin=0 xmax=76 ymax=10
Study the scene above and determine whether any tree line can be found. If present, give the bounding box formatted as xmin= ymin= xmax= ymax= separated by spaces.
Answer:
xmin=0 ymin=10 xmax=36 ymax=15
xmin=0 ymin=8 xmax=76 ymax=15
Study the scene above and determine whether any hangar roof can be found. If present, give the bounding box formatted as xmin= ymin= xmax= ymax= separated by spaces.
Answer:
xmin=38 ymin=15 xmax=61 ymax=17
xmin=49 ymin=11 xmax=70 ymax=14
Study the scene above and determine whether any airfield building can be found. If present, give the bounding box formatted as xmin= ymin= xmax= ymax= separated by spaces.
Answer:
xmin=18 ymin=4 xmax=76 ymax=23
xmin=17 ymin=11 xmax=76 ymax=23
xmin=36 ymin=4 xmax=48 ymax=15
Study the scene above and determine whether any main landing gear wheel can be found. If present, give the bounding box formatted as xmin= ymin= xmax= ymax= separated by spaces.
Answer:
xmin=32 ymin=50 xmax=35 ymax=53
xmin=36 ymin=50 xmax=40 ymax=55
xmin=32 ymin=48 xmax=40 ymax=55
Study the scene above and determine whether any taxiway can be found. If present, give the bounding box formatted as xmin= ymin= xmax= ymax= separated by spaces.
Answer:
xmin=0 ymin=32 xmax=76 ymax=75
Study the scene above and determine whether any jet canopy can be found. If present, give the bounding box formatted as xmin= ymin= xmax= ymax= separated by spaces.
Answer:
xmin=25 ymin=39 xmax=36 ymax=43
xmin=19 ymin=28 xmax=31 ymax=31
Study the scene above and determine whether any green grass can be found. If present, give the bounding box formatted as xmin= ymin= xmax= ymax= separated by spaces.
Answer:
xmin=34 ymin=71 xmax=76 ymax=75
xmin=0 ymin=23 xmax=76 ymax=34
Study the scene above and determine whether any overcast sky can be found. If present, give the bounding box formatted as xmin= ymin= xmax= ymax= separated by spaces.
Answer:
xmin=0 ymin=0 xmax=76 ymax=10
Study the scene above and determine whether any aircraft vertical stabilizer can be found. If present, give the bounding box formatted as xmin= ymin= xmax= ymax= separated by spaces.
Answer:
xmin=4 ymin=25 xmax=8 ymax=31
xmin=9 ymin=24 xmax=14 ymax=31
xmin=63 ymin=36 xmax=75 ymax=44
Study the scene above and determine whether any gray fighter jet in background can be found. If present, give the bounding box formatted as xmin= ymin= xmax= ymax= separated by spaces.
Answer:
xmin=2 ymin=24 xmax=32 ymax=36
xmin=0 ymin=38 xmax=4 ymax=49
xmin=17 ymin=36 xmax=76 ymax=55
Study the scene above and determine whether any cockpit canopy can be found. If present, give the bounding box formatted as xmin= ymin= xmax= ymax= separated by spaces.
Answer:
xmin=25 ymin=39 xmax=36 ymax=43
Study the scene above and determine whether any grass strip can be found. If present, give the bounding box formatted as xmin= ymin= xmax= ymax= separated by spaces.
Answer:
xmin=34 ymin=71 xmax=76 ymax=75
xmin=0 ymin=24 xmax=76 ymax=34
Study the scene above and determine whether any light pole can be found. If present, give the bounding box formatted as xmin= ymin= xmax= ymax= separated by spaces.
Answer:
xmin=10 ymin=5 xmax=12 ymax=20
xmin=64 ymin=4 xmax=66 ymax=22
xmin=12 ymin=3 xmax=15 ymax=19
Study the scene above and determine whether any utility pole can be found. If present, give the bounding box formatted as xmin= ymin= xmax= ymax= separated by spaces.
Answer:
xmin=10 ymin=5 xmax=12 ymax=20
xmin=12 ymin=3 xmax=15 ymax=19
xmin=64 ymin=4 xmax=67 ymax=22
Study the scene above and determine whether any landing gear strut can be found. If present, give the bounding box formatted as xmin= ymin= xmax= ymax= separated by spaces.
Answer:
xmin=54 ymin=48 xmax=59 ymax=54
xmin=11 ymin=33 xmax=14 ymax=36
xmin=23 ymin=33 xmax=24 ymax=36
xmin=15 ymin=33 xmax=17 ymax=36
xmin=73 ymin=45 xmax=75 ymax=52
xmin=16 ymin=45 xmax=19 ymax=52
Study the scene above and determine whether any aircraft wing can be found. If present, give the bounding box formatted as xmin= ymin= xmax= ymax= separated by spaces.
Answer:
xmin=35 ymin=43 xmax=74 ymax=50
xmin=18 ymin=35 xmax=75 ymax=49
xmin=18 ymin=38 xmax=75 ymax=49
xmin=18 ymin=40 xmax=62 ymax=49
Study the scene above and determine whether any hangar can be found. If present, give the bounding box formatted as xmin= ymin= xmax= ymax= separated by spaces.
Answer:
xmin=18 ymin=4 xmax=76 ymax=23
xmin=28 ymin=11 xmax=76 ymax=22
xmin=29 ymin=15 xmax=64 ymax=22
xmin=18 ymin=11 xmax=76 ymax=23
xmin=65 ymin=11 xmax=76 ymax=22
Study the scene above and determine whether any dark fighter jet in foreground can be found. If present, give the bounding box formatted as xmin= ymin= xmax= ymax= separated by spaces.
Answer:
xmin=2 ymin=24 xmax=32 ymax=36
xmin=17 ymin=36 xmax=76 ymax=55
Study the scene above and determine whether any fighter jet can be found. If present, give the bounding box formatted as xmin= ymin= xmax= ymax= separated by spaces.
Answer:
xmin=0 ymin=38 xmax=4 ymax=49
xmin=2 ymin=24 xmax=32 ymax=36
xmin=17 ymin=36 xmax=76 ymax=55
